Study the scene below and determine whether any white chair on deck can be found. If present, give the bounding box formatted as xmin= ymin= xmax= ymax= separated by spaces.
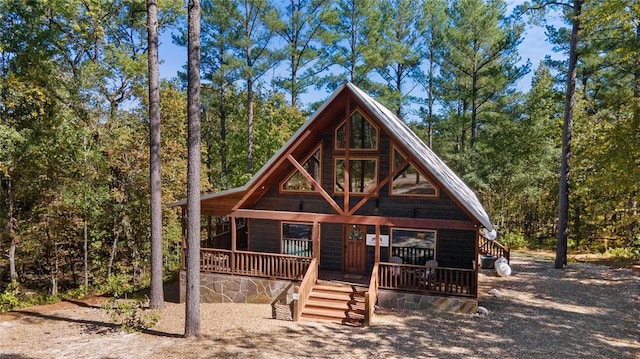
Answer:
xmin=390 ymin=256 xmax=403 ymax=276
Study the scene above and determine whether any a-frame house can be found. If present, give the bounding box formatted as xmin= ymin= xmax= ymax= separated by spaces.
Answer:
xmin=169 ymin=82 xmax=507 ymax=326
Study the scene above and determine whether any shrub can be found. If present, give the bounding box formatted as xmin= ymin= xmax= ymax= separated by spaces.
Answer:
xmin=0 ymin=281 xmax=21 ymax=313
xmin=101 ymin=297 xmax=160 ymax=333
xmin=500 ymin=232 xmax=527 ymax=249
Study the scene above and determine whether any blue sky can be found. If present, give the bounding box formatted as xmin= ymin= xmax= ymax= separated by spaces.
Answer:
xmin=157 ymin=1 xmax=565 ymax=109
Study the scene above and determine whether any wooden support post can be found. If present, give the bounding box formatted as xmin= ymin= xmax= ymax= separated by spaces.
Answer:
xmin=312 ymin=221 xmax=320 ymax=262
xmin=231 ymin=216 xmax=237 ymax=273
xmin=375 ymin=224 xmax=380 ymax=264
xmin=181 ymin=207 xmax=186 ymax=270
xmin=206 ymin=215 xmax=212 ymax=247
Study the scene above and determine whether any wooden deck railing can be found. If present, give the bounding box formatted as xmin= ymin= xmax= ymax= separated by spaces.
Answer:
xmin=196 ymin=248 xmax=312 ymax=280
xmin=364 ymin=263 xmax=379 ymax=326
xmin=293 ymin=258 xmax=318 ymax=322
xmin=390 ymin=247 xmax=434 ymax=265
xmin=379 ymin=262 xmax=476 ymax=298
xmin=479 ymin=236 xmax=510 ymax=263
xmin=281 ymin=238 xmax=313 ymax=257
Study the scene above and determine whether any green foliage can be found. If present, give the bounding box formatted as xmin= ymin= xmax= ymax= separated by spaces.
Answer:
xmin=101 ymin=297 xmax=160 ymax=333
xmin=0 ymin=282 xmax=21 ymax=313
xmin=101 ymin=274 xmax=135 ymax=299
xmin=500 ymin=232 xmax=528 ymax=249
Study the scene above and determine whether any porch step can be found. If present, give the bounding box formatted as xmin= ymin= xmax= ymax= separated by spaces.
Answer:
xmin=300 ymin=282 xmax=367 ymax=326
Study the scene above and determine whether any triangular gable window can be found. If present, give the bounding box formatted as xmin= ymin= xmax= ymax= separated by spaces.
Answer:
xmin=335 ymin=111 xmax=378 ymax=150
xmin=281 ymin=146 xmax=321 ymax=192
xmin=392 ymin=148 xmax=438 ymax=197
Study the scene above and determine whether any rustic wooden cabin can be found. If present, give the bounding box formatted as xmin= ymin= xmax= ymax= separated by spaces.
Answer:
xmin=169 ymin=82 xmax=508 ymax=326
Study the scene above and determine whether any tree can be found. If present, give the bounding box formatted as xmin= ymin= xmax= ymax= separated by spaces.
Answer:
xmin=416 ymin=0 xmax=447 ymax=148
xmin=521 ymin=0 xmax=583 ymax=268
xmin=441 ymin=0 xmax=527 ymax=151
xmin=272 ymin=0 xmax=332 ymax=107
xmin=216 ymin=0 xmax=277 ymax=173
xmin=147 ymin=0 xmax=164 ymax=309
xmin=184 ymin=0 xmax=202 ymax=338
xmin=373 ymin=0 xmax=425 ymax=119
xmin=320 ymin=0 xmax=382 ymax=93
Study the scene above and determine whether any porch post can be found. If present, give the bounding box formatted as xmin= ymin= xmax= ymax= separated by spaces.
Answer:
xmin=181 ymin=207 xmax=186 ymax=270
xmin=206 ymin=215 xmax=212 ymax=246
xmin=312 ymin=221 xmax=320 ymax=262
xmin=374 ymin=224 xmax=380 ymax=263
xmin=231 ymin=216 xmax=237 ymax=273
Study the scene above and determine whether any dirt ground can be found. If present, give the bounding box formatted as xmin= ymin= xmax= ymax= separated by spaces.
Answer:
xmin=1 ymin=250 xmax=638 ymax=359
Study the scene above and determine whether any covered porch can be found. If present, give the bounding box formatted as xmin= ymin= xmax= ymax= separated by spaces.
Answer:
xmin=179 ymin=209 xmax=479 ymax=325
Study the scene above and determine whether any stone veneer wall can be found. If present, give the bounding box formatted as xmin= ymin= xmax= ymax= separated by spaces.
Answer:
xmin=179 ymin=271 xmax=295 ymax=305
xmin=377 ymin=289 xmax=478 ymax=314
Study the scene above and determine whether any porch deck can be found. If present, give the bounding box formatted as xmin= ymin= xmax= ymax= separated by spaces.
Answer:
xmin=189 ymin=248 xmax=477 ymax=299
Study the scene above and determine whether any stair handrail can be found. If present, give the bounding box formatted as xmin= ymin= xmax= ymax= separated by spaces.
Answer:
xmin=479 ymin=236 xmax=510 ymax=263
xmin=364 ymin=263 xmax=379 ymax=326
xmin=292 ymin=258 xmax=318 ymax=321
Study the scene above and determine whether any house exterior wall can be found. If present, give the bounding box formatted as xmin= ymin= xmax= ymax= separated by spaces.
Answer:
xmin=245 ymin=120 xmax=476 ymax=271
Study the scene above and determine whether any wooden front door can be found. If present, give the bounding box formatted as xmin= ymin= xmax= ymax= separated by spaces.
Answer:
xmin=343 ymin=225 xmax=367 ymax=275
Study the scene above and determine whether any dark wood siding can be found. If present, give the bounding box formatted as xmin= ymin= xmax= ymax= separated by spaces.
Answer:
xmin=246 ymin=98 xmax=479 ymax=271
xmin=248 ymin=219 xmax=279 ymax=253
xmin=320 ymin=223 xmax=342 ymax=271
xmin=436 ymin=229 xmax=476 ymax=269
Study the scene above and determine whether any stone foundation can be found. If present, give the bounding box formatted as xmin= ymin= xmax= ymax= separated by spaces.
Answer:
xmin=377 ymin=289 xmax=478 ymax=314
xmin=179 ymin=271 xmax=295 ymax=306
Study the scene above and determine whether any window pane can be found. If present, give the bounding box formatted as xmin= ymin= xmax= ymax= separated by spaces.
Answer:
xmin=392 ymin=149 xmax=437 ymax=196
xmin=282 ymin=223 xmax=313 ymax=257
xmin=283 ymin=148 xmax=321 ymax=192
xmin=335 ymin=112 xmax=377 ymax=150
xmin=334 ymin=158 xmax=377 ymax=193
xmin=350 ymin=112 xmax=377 ymax=149
xmin=391 ymin=229 xmax=436 ymax=265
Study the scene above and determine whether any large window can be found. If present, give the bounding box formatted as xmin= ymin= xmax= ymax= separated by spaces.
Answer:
xmin=391 ymin=148 xmax=437 ymax=197
xmin=390 ymin=228 xmax=436 ymax=265
xmin=335 ymin=111 xmax=378 ymax=150
xmin=334 ymin=158 xmax=378 ymax=194
xmin=281 ymin=222 xmax=313 ymax=257
xmin=281 ymin=147 xmax=321 ymax=192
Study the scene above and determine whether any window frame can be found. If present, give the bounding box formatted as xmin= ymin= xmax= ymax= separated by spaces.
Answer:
xmin=333 ymin=156 xmax=379 ymax=195
xmin=334 ymin=109 xmax=380 ymax=152
xmin=389 ymin=145 xmax=439 ymax=198
xmin=280 ymin=221 xmax=315 ymax=257
xmin=389 ymin=228 xmax=438 ymax=264
xmin=279 ymin=144 xmax=323 ymax=194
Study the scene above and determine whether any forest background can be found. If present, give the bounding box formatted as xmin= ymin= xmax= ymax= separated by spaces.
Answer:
xmin=0 ymin=0 xmax=638 ymax=299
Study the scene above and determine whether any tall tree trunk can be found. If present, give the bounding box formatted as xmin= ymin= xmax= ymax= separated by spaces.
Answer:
xmin=427 ymin=47 xmax=435 ymax=149
xmin=470 ymin=71 xmax=478 ymax=150
xmin=556 ymin=0 xmax=582 ymax=269
xmin=219 ymin=83 xmax=227 ymax=181
xmin=107 ymin=225 xmax=119 ymax=280
xmin=6 ymin=176 xmax=17 ymax=282
xmin=147 ymin=0 xmax=164 ymax=309
xmin=83 ymin=214 xmax=88 ymax=291
xmin=185 ymin=0 xmax=202 ymax=338
xmin=245 ymin=0 xmax=254 ymax=174
xmin=247 ymin=75 xmax=254 ymax=173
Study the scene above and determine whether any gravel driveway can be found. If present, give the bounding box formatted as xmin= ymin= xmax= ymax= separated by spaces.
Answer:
xmin=1 ymin=251 xmax=638 ymax=358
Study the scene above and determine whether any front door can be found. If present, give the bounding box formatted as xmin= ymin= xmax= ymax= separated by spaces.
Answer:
xmin=343 ymin=225 xmax=367 ymax=275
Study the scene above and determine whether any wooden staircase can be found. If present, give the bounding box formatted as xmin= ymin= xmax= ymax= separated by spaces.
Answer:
xmin=479 ymin=236 xmax=510 ymax=263
xmin=300 ymin=281 xmax=367 ymax=326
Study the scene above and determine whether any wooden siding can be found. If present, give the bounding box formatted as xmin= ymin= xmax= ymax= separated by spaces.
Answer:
xmin=248 ymin=219 xmax=279 ymax=253
xmin=436 ymin=229 xmax=476 ymax=269
xmin=320 ymin=223 xmax=342 ymax=271
xmin=245 ymin=96 xmax=477 ymax=272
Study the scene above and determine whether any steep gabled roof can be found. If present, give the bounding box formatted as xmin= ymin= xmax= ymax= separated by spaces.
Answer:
xmin=169 ymin=82 xmax=494 ymax=232
xmin=347 ymin=83 xmax=493 ymax=232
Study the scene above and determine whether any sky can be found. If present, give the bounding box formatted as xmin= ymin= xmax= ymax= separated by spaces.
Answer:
xmin=157 ymin=1 xmax=566 ymax=110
